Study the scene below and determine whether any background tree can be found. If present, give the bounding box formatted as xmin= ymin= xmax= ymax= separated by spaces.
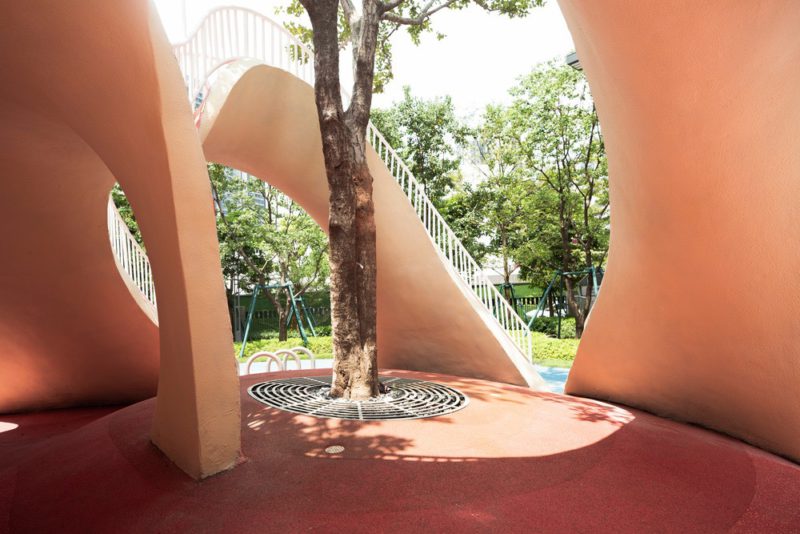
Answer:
xmin=508 ymin=62 xmax=609 ymax=337
xmin=371 ymin=86 xmax=467 ymax=207
xmin=372 ymin=88 xmax=489 ymax=260
xmin=468 ymin=104 xmax=533 ymax=295
xmin=209 ymin=164 xmax=329 ymax=341
xmin=288 ymin=0 xmax=542 ymax=399
xmin=438 ymin=183 xmax=488 ymax=263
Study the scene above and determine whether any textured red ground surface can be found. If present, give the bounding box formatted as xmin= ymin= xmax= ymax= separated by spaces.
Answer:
xmin=1 ymin=370 xmax=798 ymax=533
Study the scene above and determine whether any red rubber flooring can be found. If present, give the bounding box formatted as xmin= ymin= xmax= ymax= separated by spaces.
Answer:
xmin=1 ymin=370 xmax=798 ymax=533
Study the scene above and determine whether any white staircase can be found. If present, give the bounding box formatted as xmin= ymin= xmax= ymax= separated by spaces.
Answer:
xmin=109 ymin=6 xmax=532 ymax=361
xmin=107 ymin=198 xmax=157 ymax=308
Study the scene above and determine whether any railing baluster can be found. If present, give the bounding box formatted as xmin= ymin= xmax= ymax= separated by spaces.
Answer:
xmin=107 ymin=198 xmax=157 ymax=309
xmin=224 ymin=10 xmax=232 ymax=59
xmin=203 ymin=25 xmax=210 ymax=80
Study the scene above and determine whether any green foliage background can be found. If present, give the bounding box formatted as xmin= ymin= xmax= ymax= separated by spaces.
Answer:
xmin=235 ymin=334 xmax=577 ymax=367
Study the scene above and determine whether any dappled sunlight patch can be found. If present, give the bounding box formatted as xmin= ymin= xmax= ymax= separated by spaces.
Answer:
xmin=239 ymin=370 xmax=634 ymax=462
xmin=538 ymin=394 xmax=635 ymax=427
xmin=0 ymin=422 xmax=18 ymax=434
xmin=246 ymin=419 xmax=265 ymax=431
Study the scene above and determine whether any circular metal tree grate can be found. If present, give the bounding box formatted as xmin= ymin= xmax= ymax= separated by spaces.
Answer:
xmin=248 ymin=375 xmax=468 ymax=421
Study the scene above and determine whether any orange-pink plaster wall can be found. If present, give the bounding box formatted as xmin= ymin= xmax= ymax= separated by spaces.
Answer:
xmin=559 ymin=0 xmax=800 ymax=462
xmin=0 ymin=0 xmax=240 ymax=478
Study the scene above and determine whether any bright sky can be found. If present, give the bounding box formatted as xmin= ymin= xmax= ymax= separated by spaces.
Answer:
xmin=152 ymin=0 xmax=575 ymax=118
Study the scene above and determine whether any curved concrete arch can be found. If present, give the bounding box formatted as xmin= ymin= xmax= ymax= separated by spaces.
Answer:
xmin=199 ymin=60 xmax=545 ymax=389
xmin=0 ymin=0 xmax=240 ymax=478
xmin=0 ymin=101 xmax=159 ymax=412
xmin=559 ymin=0 xmax=800 ymax=462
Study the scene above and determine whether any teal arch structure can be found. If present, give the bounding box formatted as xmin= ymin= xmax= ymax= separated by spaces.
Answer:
xmin=238 ymin=282 xmax=317 ymax=358
xmin=526 ymin=267 xmax=602 ymax=338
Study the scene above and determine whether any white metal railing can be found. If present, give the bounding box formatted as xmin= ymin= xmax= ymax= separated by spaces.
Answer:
xmin=366 ymin=125 xmax=533 ymax=359
xmin=172 ymin=7 xmax=314 ymax=103
xmin=107 ymin=198 xmax=157 ymax=308
xmin=170 ymin=6 xmax=532 ymax=360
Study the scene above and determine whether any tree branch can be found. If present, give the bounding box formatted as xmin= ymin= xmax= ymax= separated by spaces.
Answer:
xmin=298 ymin=252 xmax=325 ymax=296
xmin=531 ymin=163 xmax=556 ymax=191
xmin=378 ymin=0 xmax=405 ymax=13
xmin=263 ymin=288 xmax=280 ymax=310
xmin=346 ymin=0 xmax=381 ymax=137
xmin=381 ymin=0 xmax=458 ymax=24
xmin=301 ymin=0 xmax=345 ymax=142
xmin=340 ymin=0 xmax=358 ymax=23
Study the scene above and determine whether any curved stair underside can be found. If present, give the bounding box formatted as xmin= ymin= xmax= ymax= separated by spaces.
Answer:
xmin=199 ymin=60 xmax=543 ymax=387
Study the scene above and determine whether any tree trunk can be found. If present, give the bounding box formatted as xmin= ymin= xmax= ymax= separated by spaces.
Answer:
xmin=278 ymin=309 xmax=289 ymax=341
xmin=563 ymin=276 xmax=586 ymax=338
xmin=302 ymin=0 xmax=380 ymax=400
xmin=346 ymin=159 xmax=379 ymax=397
xmin=264 ymin=288 xmax=289 ymax=342
xmin=582 ymin=274 xmax=594 ymax=331
xmin=274 ymin=297 xmax=289 ymax=342
xmin=555 ymin=178 xmax=587 ymax=338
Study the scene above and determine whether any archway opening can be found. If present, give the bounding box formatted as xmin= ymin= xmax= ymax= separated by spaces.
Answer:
xmin=207 ymin=164 xmax=331 ymax=370
xmin=107 ymin=183 xmax=158 ymax=321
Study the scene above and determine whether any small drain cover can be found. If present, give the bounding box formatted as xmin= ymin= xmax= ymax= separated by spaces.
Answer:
xmin=248 ymin=375 xmax=468 ymax=421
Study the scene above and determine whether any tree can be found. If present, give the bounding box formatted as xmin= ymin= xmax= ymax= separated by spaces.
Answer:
xmin=371 ymin=86 xmax=467 ymax=207
xmin=438 ymin=183 xmax=489 ymax=263
xmin=288 ymin=0 xmax=542 ymax=399
xmin=208 ymin=164 xmax=329 ymax=341
xmin=468 ymin=104 xmax=533 ymax=295
xmin=508 ymin=62 xmax=609 ymax=337
xmin=371 ymin=88 xmax=488 ymax=260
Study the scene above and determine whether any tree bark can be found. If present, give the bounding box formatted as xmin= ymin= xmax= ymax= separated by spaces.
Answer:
xmin=277 ymin=298 xmax=289 ymax=342
xmin=302 ymin=0 xmax=380 ymax=399
xmin=278 ymin=317 xmax=288 ymax=341
xmin=563 ymin=275 xmax=585 ymax=338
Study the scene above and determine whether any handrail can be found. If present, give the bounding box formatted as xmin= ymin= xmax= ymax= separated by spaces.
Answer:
xmin=107 ymin=197 xmax=157 ymax=308
xmin=366 ymin=124 xmax=533 ymax=359
xmin=172 ymin=7 xmax=314 ymax=103
xmin=169 ymin=6 xmax=533 ymax=361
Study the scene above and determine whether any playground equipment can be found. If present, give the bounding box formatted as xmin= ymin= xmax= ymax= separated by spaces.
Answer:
xmin=2 ymin=2 xmax=800 ymax=525
xmin=287 ymin=291 xmax=318 ymax=337
xmin=526 ymin=267 xmax=602 ymax=338
xmin=238 ymin=282 xmax=317 ymax=359
xmin=241 ymin=347 xmax=317 ymax=375
xmin=243 ymin=351 xmax=283 ymax=374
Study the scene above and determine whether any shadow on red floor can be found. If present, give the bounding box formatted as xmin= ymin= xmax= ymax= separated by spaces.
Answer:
xmin=1 ymin=370 xmax=798 ymax=533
